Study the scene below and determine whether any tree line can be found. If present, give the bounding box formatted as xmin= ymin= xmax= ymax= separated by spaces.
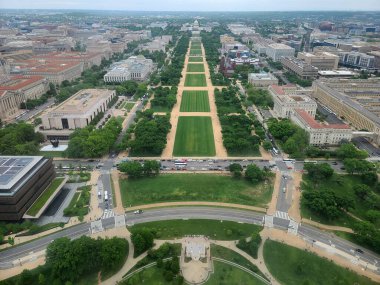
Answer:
xmin=124 ymin=110 xmax=171 ymax=156
xmin=201 ymin=27 xmax=231 ymax=86
xmin=151 ymin=86 xmax=177 ymax=110
xmin=215 ymin=87 xmax=262 ymax=155
xmin=160 ymin=35 xmax=190 ymax=86
xmin=1 ymin=236 xmax=128 ymax=285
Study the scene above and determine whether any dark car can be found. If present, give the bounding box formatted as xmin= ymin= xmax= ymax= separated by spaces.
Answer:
xmin=355 ymin=248 xmax=364 ymax=254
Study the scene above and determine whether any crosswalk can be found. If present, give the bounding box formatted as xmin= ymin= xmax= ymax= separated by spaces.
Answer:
xmin=274 ymin=211 xmax=290 ymax=220
xmin=102 ymin=210 xmax=115 ymax=219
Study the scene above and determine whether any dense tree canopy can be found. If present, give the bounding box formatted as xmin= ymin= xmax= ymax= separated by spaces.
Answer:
xmin=46 ymin=236 xmax=128 ymax=282
xmin=151 ymin=86 xmax=177 ymax=110
xmin=337 ymin=143 xmax=368 ymax=160
xmin=267 ymin=118 xmax=309 ymax=158
xmin=66 ymin=117 xmax=122 ymax=158
xmin=0 ymin=122 xmax=44 ymax=155
xmin=127 ymin=112 xmax=171 ymax=156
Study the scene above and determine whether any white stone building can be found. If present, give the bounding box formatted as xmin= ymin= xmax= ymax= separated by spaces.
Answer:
xmin=269 ymin=84 xmax=317 ymax=118
xmin=248 ymin=72 xmax=278 ymax=87
xmin=291 ymin=109 xmax=352 ymax=146
xmin=266 ymin=43 xmax=295 ymax=62
xmin=103 ymin=55 xmax=154 ymax=83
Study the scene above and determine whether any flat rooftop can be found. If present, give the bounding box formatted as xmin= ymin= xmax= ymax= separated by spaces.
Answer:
xmin=48 ymin=89 xmax=113 ymax=116
xmin=0 ymin=156 xmax=43 ymax=192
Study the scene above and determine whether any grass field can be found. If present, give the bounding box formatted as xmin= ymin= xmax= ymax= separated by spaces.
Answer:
xmin=122 ymin=102 xmax=135 ymax=111
xmin=150 ymin=105 xmax=171 ymax=113
xmin=173 ymin=116 xmax=215 ymax=156
xmin=188 ymin=56 xmax=203 ymax=62
xmin=180 ymin=91 xmax=210 ymax=112
xmin=129 ymin=220 xmax=262 ymax=240
xmin=187 ymin=63 xmax=205 ymax=72
xmin=190 ymin=49 xmax=202 ymax=56
xmin=121 ymin=262 xmax=264 ymax=285
xmin=26 ymin=177 xmax=65 ymax=216
xmin=38 ymin=151 xmax=64 ymax=158
xmin=211 ymin=245 xmax=267 ymax=280
xmin=184 ymin=74 xmax=207 ymax=87
xmin=301 ymin=174 xmax=380 ymax=228
xmin=119 ymin=174 xmax=273 ymax=206
xmin=263 ymin=240 xmax=378 ymax=285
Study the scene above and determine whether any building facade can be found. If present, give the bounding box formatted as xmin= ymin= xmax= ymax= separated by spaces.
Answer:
xmin=280 ymin=57 xmax=319 ymax=79
xmin=104 ymin=55 xmax=154 ymax=83
xmin=339 ymin=51 xmax=375 ymax=68
xmin=291 ymin=109 xmax=352 ymax=146
xmin=269 ymin=84 xmax=317 ymax=118
xmin=0 ymin=156 xmax=55 ymax=221
xmin=41 ymin=88 xmax=115 ymax=132
xmin=265 ymin=43 xmax=295 ymax=61
xmin=248 ymin=72 xmax=278 ymax=87
xmin=0 ymin=75 xmax=49 ymax=121
xmin=312 ymin=79 xmax=380 ymax=145
xmin=297 ymin=52 xmax=339 ymax=70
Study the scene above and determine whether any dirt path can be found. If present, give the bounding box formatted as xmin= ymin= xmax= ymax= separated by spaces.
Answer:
xmin=287 ymin=171 xmax=302 ymax=222
xmin=111 ymin=170 xmax=125 ymax=215
xmin=300 ymin=219 xmax=354 ymax=233
xmin=267 ymin=171 xmax=281 ymax=215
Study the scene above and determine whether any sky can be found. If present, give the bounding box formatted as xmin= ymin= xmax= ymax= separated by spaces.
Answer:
xmin=1 ymin=0 xmax=380 ymax=11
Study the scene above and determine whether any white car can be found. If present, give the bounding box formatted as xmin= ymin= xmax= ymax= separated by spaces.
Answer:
xmin=134 ymin=210 xmax=143 ymax=214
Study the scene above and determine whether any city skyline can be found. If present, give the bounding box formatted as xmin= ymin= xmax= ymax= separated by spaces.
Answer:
xmin=1 ymin=0 xmax=380 ymax=11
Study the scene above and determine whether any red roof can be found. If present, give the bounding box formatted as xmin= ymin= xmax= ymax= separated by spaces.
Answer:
xmin=0 ymin=75 xmax=45 ymax=91
xmin=295 ymin=109 xmax=351 ymax=129
xmin=270 ymin=84 xmax=296 ymax=95
xmin=13 ymin=59 xmax=81 ymax=73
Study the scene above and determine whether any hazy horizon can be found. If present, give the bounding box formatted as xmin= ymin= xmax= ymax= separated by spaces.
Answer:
xmin=1 ymin=0 xmax=379 ymax=12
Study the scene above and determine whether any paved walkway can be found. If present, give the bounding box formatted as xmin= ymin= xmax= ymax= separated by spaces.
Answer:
xmin=124 ymin=201 xmax=266 ymax=213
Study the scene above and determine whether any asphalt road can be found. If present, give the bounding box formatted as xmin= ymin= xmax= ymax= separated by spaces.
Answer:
xmin=1 ymin=206 xmax=379 ymax=274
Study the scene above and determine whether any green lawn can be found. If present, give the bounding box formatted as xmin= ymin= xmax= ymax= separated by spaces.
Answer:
xmin=180 ymin=91 xmax=210 ymax=112
xmin=122 ymin=102 xmax=135 ymax=111
xmin=119 ymin=174 xmax=273 ymax=207
xmin=190 ymin=49 xmax=202 ymax=56
xmin=26 ymin=177 xmax=65 ymax=216
xmin=150 ymin=105 xmax=171 ymax=113
xmin=38 ymin=151 xmax=64 ymax=158
xmin=184 ymin=74 xmax=207 ymax=87
xmin=301 ymin=174 xmax=380 ymax=228
xmin=121 ymin=260 xmax=265 ymax=285
xmin=187 ymin=63 xmax=205 ymax=72
xmin=188 ymin=56 xmax=203 ymax=62
xmin=211 ymin=244 xmax=267 ymax=279
xmin=263 ymin=240 xmax=378 ymax=285
xmin=173 ymin=116 xmax=215 ymax=156
xmin=129 ymin=220 xmax=262 ymax=240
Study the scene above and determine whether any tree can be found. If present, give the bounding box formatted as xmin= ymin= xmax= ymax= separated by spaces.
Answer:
xmin=38 ymin=273 xmax=46 ymax=285
xmin=263 ymin=140 xmax=272 ymax=151
xmin=343 ymin=158 xmax=374 ymax=174
xmin=131 ymin=228 xmax=155 ymax=257
xmin=245 ymin=164 xmax=266 ymax=183
xmin=142 ymin=160 xmax=160 ymax=176
xmin=118 ymin=161 xmax=143 ymax=178
xmin=229 ymin=163 xmax=243 ymax=178
xmin=354 ymin=184 xmax=371 ymax=200
xmin=337 ymin=143 xmax=368 ymax=160
xmin=115 ymin=85 xmax=127 ymax=95
xmin=304 ymin=163 xmax=334 ymax=183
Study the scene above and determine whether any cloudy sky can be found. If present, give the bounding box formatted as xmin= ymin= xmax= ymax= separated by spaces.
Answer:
xmin=1 ymin=0 xmax=379 ymax=11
